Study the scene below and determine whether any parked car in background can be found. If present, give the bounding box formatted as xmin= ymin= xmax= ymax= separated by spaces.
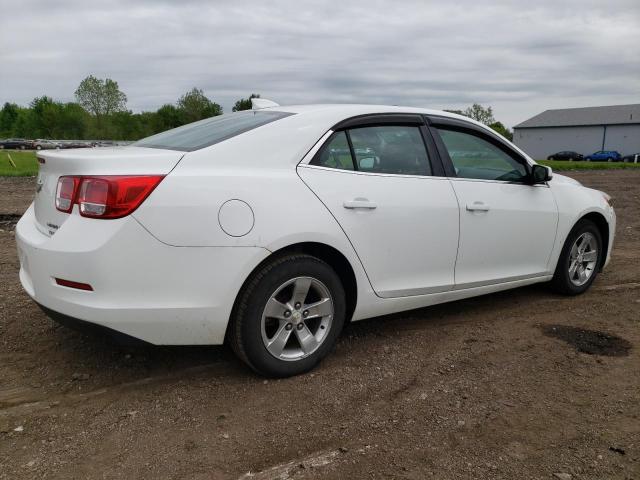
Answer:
xmin=585 ymin=150 xmax=622 ymax=162
xmin=33 ymin=139 xmax=61 ymax=150
xmin=16 ymin=102 xmax=616 ymax=377
xmin=622 ymin=152 xmax=640 ymax=163
xmin=59 ymin=141 xmax=93 ymax=149
xmin=547 ymin=151 xmax=583 ymax=161
xmin=0 ymin=138 xmax=32 ymax=149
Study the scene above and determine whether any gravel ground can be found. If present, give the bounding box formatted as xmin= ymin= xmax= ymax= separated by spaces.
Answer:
xmin=0 ymin=172 xmax=638 ymax=479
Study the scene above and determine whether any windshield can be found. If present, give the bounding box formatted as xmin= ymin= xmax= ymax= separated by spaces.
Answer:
xmin=134 ymin=110 xmax=293 ymax=152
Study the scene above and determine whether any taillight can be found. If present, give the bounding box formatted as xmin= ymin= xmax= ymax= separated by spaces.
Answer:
xmin=55 ymin=176 xmax=80 ymax=213
xmin=55 ymin=175 xmax=164 ymax=219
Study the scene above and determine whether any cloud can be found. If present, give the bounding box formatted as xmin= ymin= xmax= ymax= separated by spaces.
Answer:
xmin=1 ymin=0 xmax=638 ymax=127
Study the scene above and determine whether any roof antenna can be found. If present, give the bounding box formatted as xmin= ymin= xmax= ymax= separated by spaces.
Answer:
xmin=251 ymin=98 xmax=280 ymax=110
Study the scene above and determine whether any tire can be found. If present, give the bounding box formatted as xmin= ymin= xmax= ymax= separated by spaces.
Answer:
xmin=568 ymin=157 xmax=573 ymax=161
xmin=228 ymin=254 xmax=346 ymax=377
xmin=551 ymin=219 xmax=602 ymax=295
xmin=607 ymin=157 xmax=613 ymax=162
xmin=36 ymin=145 xmax=42 ymax=150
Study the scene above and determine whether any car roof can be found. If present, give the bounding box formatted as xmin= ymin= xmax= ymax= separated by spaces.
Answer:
xmin=267 ymin=103 xmax=479 ymax=124
xmin=164 ymin=103 xmax=535 ymax=167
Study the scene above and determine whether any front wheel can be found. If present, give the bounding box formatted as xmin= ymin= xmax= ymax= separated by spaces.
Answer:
xmin=551 ymin=219 xmax=602 ymax=295
xmin=228 ymin=254 xmax=346 ymax=377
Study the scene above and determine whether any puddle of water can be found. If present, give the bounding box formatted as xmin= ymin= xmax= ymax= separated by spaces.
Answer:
xmin=0 ymin=213 xmax=21 ymax=231
xmin=540 ymin=324 xmax=632 ymax=357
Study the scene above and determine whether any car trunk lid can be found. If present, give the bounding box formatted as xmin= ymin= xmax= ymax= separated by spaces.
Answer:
xmin=33 ymin=147 xmax=184 ymax=236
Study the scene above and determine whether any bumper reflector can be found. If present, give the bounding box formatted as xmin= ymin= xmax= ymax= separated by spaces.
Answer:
xmin=55 ymin=278 xmax=94 ymax=291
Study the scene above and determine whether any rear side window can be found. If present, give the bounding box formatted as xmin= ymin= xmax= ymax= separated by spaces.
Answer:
xmin=134 ymin=110 xmax=293 ymax=152
xmin=313 ymin=132 xmax=355 ymax=170
xmin=311 ymin=125 xmax=432 ymax=176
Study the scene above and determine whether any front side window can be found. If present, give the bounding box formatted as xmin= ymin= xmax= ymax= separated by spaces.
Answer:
xmin=436 ymin=128 xmax=528 ymax=182
xmin=134 ymin=110 xmax=293 ymax=152
xmin=311 ymin=125 xmax=431 ymax=176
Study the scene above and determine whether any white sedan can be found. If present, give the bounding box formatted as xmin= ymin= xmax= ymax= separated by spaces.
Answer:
xmin=16 ymin=101 xmax=616 ymax=377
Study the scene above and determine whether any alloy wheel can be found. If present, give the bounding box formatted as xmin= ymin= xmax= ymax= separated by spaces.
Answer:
xmin=568 ymin=232 xmax=598 ymax=286
xmin=261 ymin=276 xmax=334 ymax=361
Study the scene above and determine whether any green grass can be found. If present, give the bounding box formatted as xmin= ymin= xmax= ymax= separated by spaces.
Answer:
xmin=538 ymin=159 xmax=640 ymax=171
xmin=0 ymin=150 xmax=38 ymax=176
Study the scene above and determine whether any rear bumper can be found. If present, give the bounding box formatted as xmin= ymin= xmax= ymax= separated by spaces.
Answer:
xmin=37 ymin=303 xmax=150 ymax=346
xmin=16 ymin=204 xmax=270 ymax=345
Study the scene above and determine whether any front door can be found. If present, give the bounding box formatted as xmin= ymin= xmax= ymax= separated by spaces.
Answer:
xmin=430 ymin=122 xmax=558 ymax=288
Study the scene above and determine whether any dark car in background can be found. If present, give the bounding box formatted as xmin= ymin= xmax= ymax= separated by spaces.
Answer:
xmin=0 ymin=138 xmax=32 ymax=149
xmin=547 ymin=151 xmax=583 ymax=161
xmin=622 ymin=152 xmax=640 ymax=163
xmin=585 ymin=150 xmax=622 ymax=162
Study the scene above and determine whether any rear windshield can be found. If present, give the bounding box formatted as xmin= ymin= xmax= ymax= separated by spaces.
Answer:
xmin=134 ymin=110 xmax=294 ymax=152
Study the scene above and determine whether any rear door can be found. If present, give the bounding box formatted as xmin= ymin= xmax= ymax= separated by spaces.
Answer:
xmin=428 ymin=116 xmax=558 ymax=288
xmin=298 ymin=115 xmax=460 ymax=298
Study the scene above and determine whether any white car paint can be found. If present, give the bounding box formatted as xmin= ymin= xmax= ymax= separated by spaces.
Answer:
xmin=15 ymin=104 xmax=616 ymax=345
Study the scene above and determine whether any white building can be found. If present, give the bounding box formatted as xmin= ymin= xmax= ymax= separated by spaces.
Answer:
xmin=513 ymin=104 xmax=640 ymax=159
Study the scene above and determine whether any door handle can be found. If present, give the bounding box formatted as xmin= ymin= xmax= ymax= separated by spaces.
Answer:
xmin=466 ymin=201 xmax=490 ymax=212
xmin=343 ymin=198 xmax=377 ymax=210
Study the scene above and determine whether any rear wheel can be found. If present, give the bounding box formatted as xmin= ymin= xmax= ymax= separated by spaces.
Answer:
xmin=551 ymin=219 xmax=602 ymax=295
xmin=228 ymin=254 xmax=346 ymax=377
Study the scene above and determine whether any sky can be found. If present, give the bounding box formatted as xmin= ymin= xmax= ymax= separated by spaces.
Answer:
xmin=1 ymin=0 xmax=639 ymax=128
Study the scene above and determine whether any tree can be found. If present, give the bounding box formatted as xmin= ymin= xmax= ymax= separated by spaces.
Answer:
xmin=0 ymin=102 xmax=19 ymax=136
xmin=29 ymin=96 xmax=56 ymax=138
xmin=74 ymin=75 xmax=127 ymax=136
xmin=463 ymin=104 xmax=495 ymax=125
xmin=154 ymin=104 xmax=184 ymax=132
xmin=489 ymin=121 xmax=513 ymax=141
xmin=177 ymin=88 xmax=222 ymax=123
xmin=54 ymin=103 xmax=90 ymax=139
xmin=232 ymin=93 xmax=260 ymax=112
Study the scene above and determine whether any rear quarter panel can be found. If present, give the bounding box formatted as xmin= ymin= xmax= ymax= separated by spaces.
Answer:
xmin=132 ymin=116 xmax=376 ymax=313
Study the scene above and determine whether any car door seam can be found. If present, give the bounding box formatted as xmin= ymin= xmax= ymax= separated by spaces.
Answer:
xmin=447 ymin=179 xmax=462 ymax=287
xmin=295 ymin=165 xmax=380 ymax=297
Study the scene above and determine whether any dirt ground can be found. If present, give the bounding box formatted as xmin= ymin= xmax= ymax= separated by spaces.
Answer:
xmin=0 ymin=171 xmax=638 ymax=480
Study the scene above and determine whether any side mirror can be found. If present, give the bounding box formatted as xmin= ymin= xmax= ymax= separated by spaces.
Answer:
xmin=531 ymin=164 xmax=552 ymax=184
xmin=358 ymin=157 xmax=375 ymax=170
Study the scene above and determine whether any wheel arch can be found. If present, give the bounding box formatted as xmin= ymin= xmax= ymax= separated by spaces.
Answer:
xmin=228 ymin=242 xmax=359 ymax=339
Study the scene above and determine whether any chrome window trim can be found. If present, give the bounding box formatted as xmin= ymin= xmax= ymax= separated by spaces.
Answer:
xmin=297 ymin=163 xmax=450 ymax=181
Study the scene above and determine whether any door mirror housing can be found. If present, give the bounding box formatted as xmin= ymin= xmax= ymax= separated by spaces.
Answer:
xmin=358 ymin=157 xmax=375 ymax=170
xmin=531 ymin=164 xmax=552 ymax=184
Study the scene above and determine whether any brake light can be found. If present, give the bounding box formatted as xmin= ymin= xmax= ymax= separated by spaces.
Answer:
xmin=55 ymin=176 xmax=80 ymax=213
xmin=55 ymin=175 xmax=164 ymax=219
